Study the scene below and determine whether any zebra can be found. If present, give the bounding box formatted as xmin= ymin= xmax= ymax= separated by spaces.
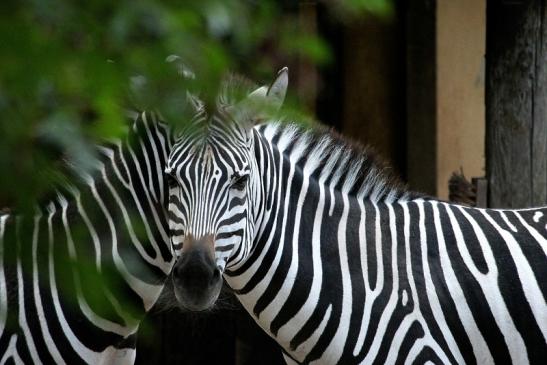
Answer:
xmin=0 ymin=111 xmax=175 ymax=364
xmin=166 ymin=68 xmax=547 ymax=364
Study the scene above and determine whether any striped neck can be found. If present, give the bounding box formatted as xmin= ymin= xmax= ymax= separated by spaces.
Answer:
xmin=41 ymin=112 xmax=174 ymax=309
xmin=0 ymin=111 xmax=176 ymax=363
xmin=223 ymin=124 xmax=547 ymax=363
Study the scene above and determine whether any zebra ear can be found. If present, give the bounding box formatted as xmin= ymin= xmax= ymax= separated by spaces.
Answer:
xmin=228 ymin=68 xmax=289 ymax=130
xmin=245 ymin=67 xmax=288 ymax=112
xmin=247 ymin=86 xmax=268 ymax=101
xmin=265 ymin=67 xmax=288 ymax=111
xmin=241 ymin=67 xmax=288 ymax=124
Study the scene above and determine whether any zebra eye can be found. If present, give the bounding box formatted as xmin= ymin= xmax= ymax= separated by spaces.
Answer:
xmin=166 ymin=174 xmax=178 ymax=188
xmin=231 ymin=174 xmax=248 ymax=190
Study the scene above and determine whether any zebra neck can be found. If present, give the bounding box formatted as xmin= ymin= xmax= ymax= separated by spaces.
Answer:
xmin=227 ymin=123 xmax=547 ymax=363
xmin=81 ymin=112 xmax=173 ymax=271
xmin=45 ymin=112 xmax=173 ymax=311
xmin=0 ymin=112 xmax=176 ymax=363
xmin=225 ymin=133 xmax=363 ymax=360
xmin=88 ymin=112 xmax=174 ymax=303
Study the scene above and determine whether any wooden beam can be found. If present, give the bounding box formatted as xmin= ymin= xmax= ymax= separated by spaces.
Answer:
xmin=486 ymin=0 xmax=547 ymax=208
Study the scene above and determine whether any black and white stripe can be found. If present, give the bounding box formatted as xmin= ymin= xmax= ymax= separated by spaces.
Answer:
xmin=0 ymin=112 xmax=174 ymax=364
xmin=166 ymin=71 xmax=547 ymax=364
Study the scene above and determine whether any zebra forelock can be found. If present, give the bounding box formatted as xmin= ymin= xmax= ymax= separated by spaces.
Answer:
xmin=173 ymin=73 xmax=260 ymax=150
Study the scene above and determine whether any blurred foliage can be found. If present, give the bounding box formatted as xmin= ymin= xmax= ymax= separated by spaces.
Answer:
xmin=330 ymin=0 xmax=394 ymax=19
xmin=0 ymin=0 xmax=392 ymax=342
xmin=0 ymin=0 xmax=392 ymax=210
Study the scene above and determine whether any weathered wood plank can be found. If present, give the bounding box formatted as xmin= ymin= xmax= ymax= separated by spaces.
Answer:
xmin=474 ymin=177 xmax=489 ymax=208
xmin=486 ymin=0 xmax=547 ymax=208
xmin=532 ymin=0 xmax=547 ymax=205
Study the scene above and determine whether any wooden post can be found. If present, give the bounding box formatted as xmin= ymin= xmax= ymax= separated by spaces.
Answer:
xmin=341 ymin=6 xmax=406 ymax=176
xmin=436 ymin=0 xmax=486 ymax=200
xmin=486 ymin=0 xmax=547 ymax=208
xmin=406 ymin=0 xmax=437 ymax=195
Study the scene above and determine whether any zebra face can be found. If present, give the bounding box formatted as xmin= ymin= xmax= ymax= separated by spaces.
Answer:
xmin=166 ymin=68 xmax=288 ymax=311
xmin=166 ymin=131 xmax=255 ymax=309
xmin=166 ymin=132 xmax=255 ymax=310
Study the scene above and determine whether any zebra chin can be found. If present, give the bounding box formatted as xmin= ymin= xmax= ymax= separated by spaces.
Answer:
xmin=172 ymin=283 xmax=222 ymax=311
xmin=171 ymin=243 xmax=223 ymax=311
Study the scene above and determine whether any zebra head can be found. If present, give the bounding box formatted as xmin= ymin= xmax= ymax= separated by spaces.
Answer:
xmin=166 ymin=68 xmax=288 ymax=310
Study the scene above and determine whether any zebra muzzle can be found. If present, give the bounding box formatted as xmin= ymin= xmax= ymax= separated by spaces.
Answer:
xmin=171 ymin=238 xmax=222 ymax=311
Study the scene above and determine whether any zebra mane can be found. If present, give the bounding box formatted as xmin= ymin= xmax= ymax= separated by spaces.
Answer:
xmin=190 ymin=73 xmax=416 ymax=203
xmin=262 ymin=122 xmax=418 ymax=203
xmin=217 ymin=73 xmax=259 ymax=107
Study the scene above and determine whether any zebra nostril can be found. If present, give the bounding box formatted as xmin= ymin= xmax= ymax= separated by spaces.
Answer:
xmin=211 ymin=268 xmax=221 ymax=282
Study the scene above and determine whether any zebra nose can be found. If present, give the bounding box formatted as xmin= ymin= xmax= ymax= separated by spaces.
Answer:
xmin=175 ymin=262 xmax=215 ymax=289
xmin=173 ymin=248 xmax=219 ymax=290
xmin=171 ymin=244 xmax=223 ymax=311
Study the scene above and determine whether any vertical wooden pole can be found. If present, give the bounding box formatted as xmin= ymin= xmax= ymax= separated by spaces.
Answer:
xmin=486 ymin=0 xmax=547 ymax=208
xmin=436 ymin=0 xmax=486 ymax=200
xmin=341 ymin=8 xmax=406 ymax=176
xmin=406 ymin=0 xmax=437 ymax=195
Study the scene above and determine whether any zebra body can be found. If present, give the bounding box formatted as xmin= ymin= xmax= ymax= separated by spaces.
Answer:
xmin=166 ymin=69 xmax=547 ymax=364
xmin=0 ymin=112 xmax=174 ymax=364
xmin=226 ymin=124 xmax=547 ymax=364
